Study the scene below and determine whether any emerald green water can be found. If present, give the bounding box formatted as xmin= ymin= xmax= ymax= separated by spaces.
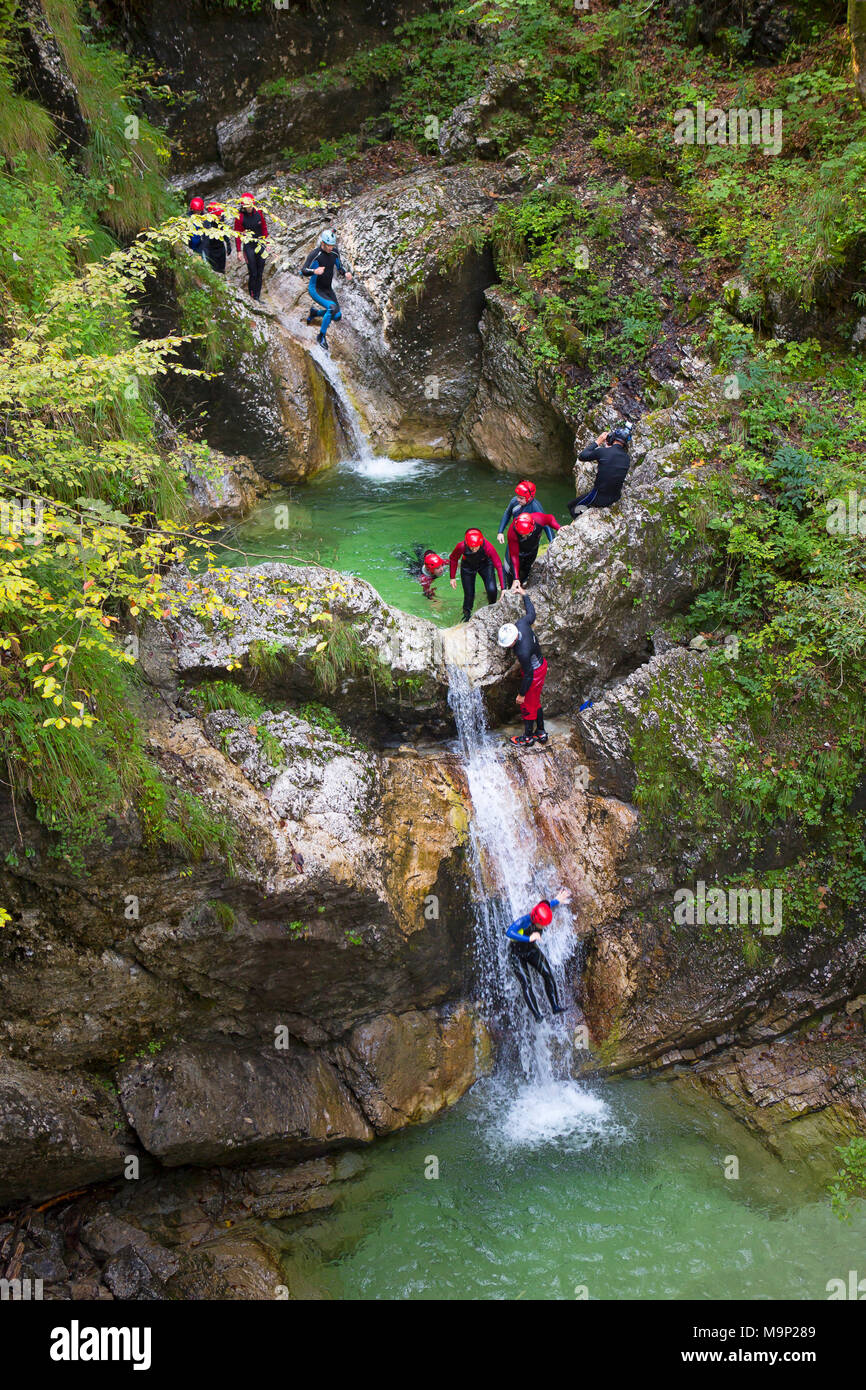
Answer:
xmin=280 ymin=1076 xmax=866 ymax=1301
xmin=222 ymin=457 xmax=576 ymax=623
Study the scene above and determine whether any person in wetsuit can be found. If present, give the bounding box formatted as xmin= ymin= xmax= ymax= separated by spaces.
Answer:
xmin=403 ymin=545 xmax=447 ymax=599
xmin=234 ymin=193 xmax=269 ymax=300
xmin=187 ymin=196 xmax=206 ymax=260
xmin=497 ymin=480 xmax=554 ymax=546
xmin=202 ymin=202 xmax=232 ymax=273
xmin=497 ymin=585 xmax=547 ymax=745
xmin=301 ymin=230 xmax=353 ymax=351
xmin=568 ymin=427 xmax=631 ymax=516
xmin=505 ymin=889 xmax=572 ymax=1021
xmin=449 ymin=528 xmax=504 ymax=622
xmin=504 ymin=509 xmax=560 ymax=588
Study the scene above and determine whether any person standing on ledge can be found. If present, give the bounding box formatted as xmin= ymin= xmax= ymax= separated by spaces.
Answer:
xmin=505 ymin=889 xmax=572 ymax=1021
xmin=497 ymin=479 xmax=555 ymax=545
xmin=496 ymin=582 xmax=548 ymax=746
xmin=449 ymin=528 xmax=504 ymax=623
xmin=202 ymin=202 xmax=232 ymax=274
xmin=504 ymin=509 xmax=560 ymax=588
xmin=568 ymin=425 xmax=632 ymax=516
xmin=234 ymin=193 xmax=269 ymax=301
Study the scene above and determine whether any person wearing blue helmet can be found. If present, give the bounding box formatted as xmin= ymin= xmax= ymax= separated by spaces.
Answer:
xmin=301 ymin=229 xmax=353 ymax=352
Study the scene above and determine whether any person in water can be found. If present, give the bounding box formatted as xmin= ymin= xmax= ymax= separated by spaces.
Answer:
xmin=504 ymin=509 xmax=560 ymax=588
xmin=497 ymin=584 xmax=548 ymax=746
xmin=234 ymin=193 xmax=269 ymax=301
xmin=568 ymin=427 xmax=631 ymax=516
xmin=497 ymin=480 xmax=554 ymax=546
xmin=202 ymin=202 xmax=232 ymax=274
xmin=301 ymin=229 xmax=353 ymax=352
xmin=449 ymin=528 xmax=504 ymax=622
xmin=505 ymin=889 xmax=572 ymax=1022
xmin=404 ymin=545 xmax=447 ymax=599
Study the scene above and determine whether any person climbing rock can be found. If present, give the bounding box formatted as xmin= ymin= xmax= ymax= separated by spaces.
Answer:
xmin=234 ymin=193 xmax=269 ymax=301
xmin=403 ymin=545 xmax=447 ymax=600
xmin=497 ymin=584 xmax=547 ymax=745
xmin=202 ymin=202 xmax=232 ymax=274
xmin=449 ymin=528 xmax=504 ymax=622
xmin=497 ymin=480 xmax=554 ymax=545
xmin=187 ymin=196 xmax=206 ymax=260
xmin=504 ymin=509 xmax=560 ymax=588
xmin=505 ymin=889 xmax=572 ymax=1021
xmin=301 ymin=229 xmax=353 ymax=352
xmin=568 ymin=425 xmax=632 ymax=516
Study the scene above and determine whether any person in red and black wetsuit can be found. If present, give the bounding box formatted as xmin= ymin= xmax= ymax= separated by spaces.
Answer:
xmin=234 ymin=193 xmax=269 ymax=300
xmin=403 ymin=545 xmax=447 ymax=600
xmin=497 ymin=584 xmax=548 ymax=746
xmin=504 ymin=509 xmax=560 ymax=588
xmin=449 ymin=528 xmax=504 ymax=622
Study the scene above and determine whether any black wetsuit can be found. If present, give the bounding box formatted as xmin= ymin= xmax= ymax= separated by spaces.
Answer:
xmin=505 ymin=900 xmax=564 ymax=1021
xmin=512 ymin=593 xmax=546 ymax=736
xmin=568 ymin=440 xmax=630 ymax=515
xmin=202 ymin=213 xmax=232 ymax=273
xmin=235 ymin=207 xmax=268 ymax=300
xmin=449 ymin=540 xmax=504 ymax=621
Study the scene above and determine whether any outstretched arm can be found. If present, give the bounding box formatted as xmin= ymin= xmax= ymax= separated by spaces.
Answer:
xmin=522 ymin=592 xmax=536 ymax=625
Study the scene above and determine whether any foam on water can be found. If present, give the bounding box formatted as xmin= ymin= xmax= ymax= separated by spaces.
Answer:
xmin=498 ymin=1080 xmax=619 ymax=1149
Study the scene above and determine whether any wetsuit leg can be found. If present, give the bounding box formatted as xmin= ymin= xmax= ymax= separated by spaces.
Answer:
xmin=309 ymin=285 xmax=340 ymax=337
xmin=480 ymin=559 xmax=498 ymax=605
xmin=518 ymin=547 xmax=538 ymax=584
xmin=534 ymin=706 xmax=545 ymax=735
xmin=568 ymin=486 xmax=599 ymax=518
xmin=511 ymin=948 xmax=542 ymax=1021
xmin=245 ymin=246 xmax=265 ymax=299
xmin=460 ymin=565 xmax=476 ymax=621
xmin=527 ymin=945 xmax=563 ymax=1012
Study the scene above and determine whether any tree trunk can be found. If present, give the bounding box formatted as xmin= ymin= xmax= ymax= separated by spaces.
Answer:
xmin=851 ymin=0 xmax=866 ymax=108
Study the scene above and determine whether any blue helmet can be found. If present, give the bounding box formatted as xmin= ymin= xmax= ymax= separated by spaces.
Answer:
xmin=321 ymin=229 xmax=337 ymax=246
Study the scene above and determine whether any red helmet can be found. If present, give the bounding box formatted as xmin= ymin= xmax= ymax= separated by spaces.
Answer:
xmin=515 ymin=480 xmax=536 ymax=500
xmin=240 ymin=191 xmax=255 ymax=203
xmin=423 ymin=551 xmax=445 ymax=571
xmin=464 ymin=529 xmax=483 ymax=548
xmin=189 ymin=196 xmax=205 ymax=212
xmin=514 ymin=513 xmax=537 ymax=536
xmin=530 ymin=901 xmax=553 ymax=927
xmin=206 ymin=201 xmax=224 ymax=215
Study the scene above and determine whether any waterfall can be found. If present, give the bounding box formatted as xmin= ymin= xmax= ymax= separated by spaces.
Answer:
xmin=307 ymin=339 xmax=373 ymax=462
xmin=446 ymin=666 xmax=580 ymax=1088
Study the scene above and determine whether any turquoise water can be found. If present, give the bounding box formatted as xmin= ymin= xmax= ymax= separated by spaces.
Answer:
xmin=222 ymin=456 xmax=576 ymax=623
xmin=280 ymin=1075 xmax=866 ymax=1301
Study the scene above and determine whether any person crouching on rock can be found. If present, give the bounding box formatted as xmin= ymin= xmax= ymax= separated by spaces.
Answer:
xmin=568 ymin=427 xmax=631 ymax=517
xmin=497 ymin=583 xmax=547 ymax=746
xmin=403 ymin=545 xmax=447 ymax=599
xmin=449 ymin=528 xmax=504 ymax=623
xmin=504 ymin=509 xmax=560 ymax=588
xmin=505 ymin=889 xmax=572 ymax=1021
xmin=234 ymin=192 xmax=269 ymax=301
xmin=302 ymin=229 xmax=353 ymax=352
xmin=497 ymin=479 xmax=555 ymax=546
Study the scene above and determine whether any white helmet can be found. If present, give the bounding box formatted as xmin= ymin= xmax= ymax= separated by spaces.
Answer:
xmin=497 ymin=623 xmax=519 ymax=648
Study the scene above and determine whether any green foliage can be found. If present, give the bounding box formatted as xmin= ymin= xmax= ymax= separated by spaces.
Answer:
xmin=310 ymin=617 xmax=393 ymax=696
xmin=829 ymin=1137 xmax=866 ymax=1220
xmin=193 ymin=679 xmax=268 ymax=720
xmin=298 ymin=702 xmax=353 ymax=746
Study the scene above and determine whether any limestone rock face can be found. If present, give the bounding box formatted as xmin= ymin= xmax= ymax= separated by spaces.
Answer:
xmin=438 ymin=66 xmax=534 ymax=161
xmin=182 ymin=446 xmax=269 ymax=524
xmin=217 ymin=76 xmax=395 ymax=172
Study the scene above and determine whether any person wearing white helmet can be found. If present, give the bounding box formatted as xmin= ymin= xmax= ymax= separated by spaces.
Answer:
xmin=497 ymin=583 xmax=548 ymax=747
xmin=301 ymin=229 xmax=353 ymax=351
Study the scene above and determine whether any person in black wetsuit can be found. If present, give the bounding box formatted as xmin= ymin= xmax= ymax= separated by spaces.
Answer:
xmin=503 ymin=509 xmax=561 ymax=588
xmin=568 ymin=427 xmax=631 ymax=516
xmin=449 ymin=528 xmax=504 ymax=622
xmin=202 ymin=202 xmax=232 ymax=273
xmin=301 ymin=230 xmax=353 ymax=351
xmin=496 ymin=584 xmax=547 ymax=746
xmin=402 ymin=545 xmax=447 ymax=599
xmin=504 ymin=890 xmax=572 ymax=1021
xmin=234 ymin=193 xmax=269 ymax=300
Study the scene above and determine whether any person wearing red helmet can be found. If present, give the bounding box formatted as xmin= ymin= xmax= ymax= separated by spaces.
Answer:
xmin=402 ymin=543 xmax=447 ymax=599
xmin=504 ymin=507 xmax=560 ymax=588
xmin=202 ymin=201 xmax=232 ymax=273
xmin=234 ymin=193 xmax=269 ymax=300
xmin=496 ymin=479 xmax=555 ymax=547
xmin=504 ymin=888 xmax=572 ymax=1021
xmin=448 ymin=528 xmax=504 ymax=622
xmin=187 ymin=196 xmax=206 ymax=259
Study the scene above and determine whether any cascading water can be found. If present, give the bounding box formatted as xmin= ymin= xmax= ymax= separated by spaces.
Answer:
xmin=447 ymin=665 xmax=611 ymax=1144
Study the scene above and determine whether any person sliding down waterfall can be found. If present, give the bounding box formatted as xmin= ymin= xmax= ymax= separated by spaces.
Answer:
xmin=496 ymin=479 xmax=555 ymax=546
xmin=403 ymin=545 xmax=447 ymax=600
xmin=301 ymin=230 xmax=353 ymax=352
xmin=505 ymin=890 xmax=572 ymax=1021
xmin=449 ymin=529 xmax=504 ymax=622
xmin=497 ymin=583 xmax=547 ymax=746
xmin=504 ymin=509 xmax=560 ymax=588
xmin=568 ymin=424 xmax=632 ymax=517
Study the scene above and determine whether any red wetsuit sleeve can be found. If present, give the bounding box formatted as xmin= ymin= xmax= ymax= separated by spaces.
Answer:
xmin=538 ymin=513 xmax=560 ymax=531
xmin=234 ymin=216 xmax=243 ymax=253
xmin=485 ymin=538 xmax=504 ymax=589
xmin=449 ymin=543 xmax=464 ymax=579
xmin=507 ymin=523 xmax=521 ymax=579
